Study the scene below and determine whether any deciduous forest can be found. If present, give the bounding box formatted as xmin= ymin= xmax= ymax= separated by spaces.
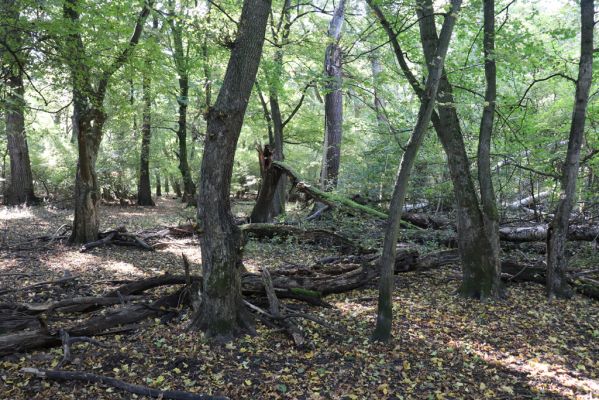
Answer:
xmin=0 ymin=0 xmax=597 ymax=398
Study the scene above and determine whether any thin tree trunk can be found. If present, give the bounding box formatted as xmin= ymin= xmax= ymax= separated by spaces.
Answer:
xmin=546 ymin=0 xmax=594 ymax=299
xmin=168 ymin=11 xmax=196 ymax=204
xmin=155 ymin=170 xmax=161 ymax=197
xmin=190 ymin=0 xmax=271 ymax=340
xmin=164 ymin=173 xmax=170 ymax=194
xmin=2 ymin=0 xmax=37 ymax=206
xmin=476 ymin=0 xmax=503 ymax=297
xmin=373 ymin=0 xmax=461 ymax=342
xmin=137 ymin=75 xmax=154 ymax=206
xmin=320 ymin=0 xmax=345 ymax=190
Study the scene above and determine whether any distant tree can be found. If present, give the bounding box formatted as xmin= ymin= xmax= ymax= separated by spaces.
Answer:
xmin=1 ymin=0 xmax=38 ymax=205
xmin=190 ymin=0 xmax=271 ymax=339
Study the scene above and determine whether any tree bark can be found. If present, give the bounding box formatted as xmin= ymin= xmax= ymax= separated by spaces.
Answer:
xmin=546 ymin=0 xmax=594 ymax=299
xmin=476 ymin=0 xmax=503 ymax=296
xmin=155 ymin=170 xmax=161 ymax=197
xmin=1 ymin=0 xmax=37 ymax=206
xmin=320 ymin=0 xmax=345 ymax=190
xmin=168 ymin=12 xmax=196 ymax=204
xmin=373 ymin=0 xmax=461 ymax=342
xmin=417 ymin=0 xmax=501 ymax=299
xmin=190 ymin=0 xmax=271 ymax=340
xmin=137 ymin=74 xmax=154 ymax=206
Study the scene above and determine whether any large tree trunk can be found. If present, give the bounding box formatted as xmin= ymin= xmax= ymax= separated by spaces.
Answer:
xmin=417 ymin=0 xmax=501 ymax=299
xmin=320 ymin=0 xmax=345 ymax=190
xmin=476 ymin=0 xmax=503 ymax=296
xmin=373 ymin=0 xmax=461 ymax=342
xmin=190 ymin=0 xmax=271 ymax=339
xmin=71 ymin=102 xmax=103 ymax=243
xmin=2 ymin=0 xmax=37 ymax=206
xmin=546 ymin=0 xmax=594 ymax=299
xmin=137 ymin=75 xmax=154 ymax=206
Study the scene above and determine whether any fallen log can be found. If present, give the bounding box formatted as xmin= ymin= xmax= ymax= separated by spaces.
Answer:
xmin=0 ymin=290 xmax=185 ymax=356
xmin=239 ymin=223 xmax=367 ymax=254
xmin=499 ymin=224 xmax=599 ymax=242
xmin=21 ymin=368 xmax=228 ymax=400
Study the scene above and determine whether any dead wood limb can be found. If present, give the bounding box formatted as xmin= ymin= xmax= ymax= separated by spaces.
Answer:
xmin=80 ymin=232 xmax=117 ymax=252
xmin=21 ymin=368 xmax=229 ymax=400
xmin=240 ymin=223 xmax=367 ymax=253
xmin=0 ymin=290 xmax=186 ymax=356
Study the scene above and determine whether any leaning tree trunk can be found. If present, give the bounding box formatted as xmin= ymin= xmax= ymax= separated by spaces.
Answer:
xmin=417 ymin=0 xmax=501 ymax=299
xmin=2 ymin=1 xmax=37 ymax=206
xmin=191 ymin=0 xmax=271 ymax=339
xmin=137 ymin=75 xmax=154 ymax=206
xmin=546 ymin=0 xmax=594 ymax=299
xmin=320 ymin=0 xmax=345 ymax=190
xmin=373 ymin=0 xmax=461 ymax=342
xmin=476 ymin=0 xmax=503 ymax=296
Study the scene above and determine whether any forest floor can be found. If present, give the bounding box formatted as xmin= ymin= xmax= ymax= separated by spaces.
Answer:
xmin=0 ymin=197 xmax=597 ymax=399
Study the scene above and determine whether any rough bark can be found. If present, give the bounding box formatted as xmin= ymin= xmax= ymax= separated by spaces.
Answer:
xmin=373 ymin=0 xmax=461 ymax=342
xmin=137 ymin=74 xmax=154 ymax=206
xmin=417 ymin=0 xmax=501 ymax=299
xmin=476 ymin=0 xmax=503 ymax=296
xmin=191 ymin=0 xmax=271 ymax=339
xmin=320 ymin=0 xmax=345 ymax=190
xmin=546 ymin=0 xmax=594 ymax=299
xmin=1 ymin=0 xmax=38 ymax=206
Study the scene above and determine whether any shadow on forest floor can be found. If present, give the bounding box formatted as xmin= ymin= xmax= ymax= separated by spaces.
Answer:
xmin=0 ymin=198 xmax=597 ymax=399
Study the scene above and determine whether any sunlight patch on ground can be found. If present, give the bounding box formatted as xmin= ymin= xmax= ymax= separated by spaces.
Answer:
xmin=102 ymin=260 xmax=144 ymax=276
xmin=157 ymin=240 xmax=202 ymax=265
xmin=334 ymin=298 xmax=376 ymax=318
xmin=450 ymin=339 xmax=598 ymax=399
xmin=0 ymin=207 xmax=35 ymax=221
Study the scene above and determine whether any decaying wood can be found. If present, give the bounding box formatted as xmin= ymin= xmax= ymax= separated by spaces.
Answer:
xmin=240 ymin=223 xmax=367 ymax=253
xmin=21 ymin=368 xmax=229 ymax=400
xmin=80 ymin=226 xmax=154 ymax=252
xmin=499 ymin=224 xmax=599 ymax=242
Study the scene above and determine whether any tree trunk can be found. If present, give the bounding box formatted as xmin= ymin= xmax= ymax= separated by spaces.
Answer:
xmin=64 ymin=0 xmax=152 ymax=242
xmin=173 ymin=178 xmax=182 ymax=198
xmin=373 ymin=0 xmax=461 ymax=342
xmin=168 ymin=14 xmax=197 ymax=204
xmin=155 ymin=170 xmax=161 ymax=197
xmin=164 ymin=173 xmax=170 ymax=194
xmin=476 ymin=0 xmax=503 ymax=296
xmin=320 ymin=0 xmax=345 ymax=190
xmin=137 ymin=75 xmax=154 ymax=206
xmin=70 ymin=101 xmax=103 ymax=243
xmin=190 ymin=0 xmax=271 ymax=340
xmin=546 ymin=0 xmax=594 ymax=299
xmin=417 ymin=0 xmax=500 ymax=299
xmin=2 ymin=0 xmax=37 ymax=206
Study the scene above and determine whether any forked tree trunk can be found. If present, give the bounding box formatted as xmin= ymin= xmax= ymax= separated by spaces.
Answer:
xmin=417 ymin=0 xmax=501 ymax=299
xmin=190 ymin=0 xmax=271 ymax=339
xmin=546 ymin=0 xmax=594 ymax=299
xmin=373 ymin=0 xmax=461 ymax=342
xmin=2 ymin=1 xmax=37 ymax=206
xmin=137 ymin=75 xmax=154 ymax=206
xmin=64 ymin=0 xmax=152 ymax=243
xmin=320 ymin=0 xmax=345 ymax=190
